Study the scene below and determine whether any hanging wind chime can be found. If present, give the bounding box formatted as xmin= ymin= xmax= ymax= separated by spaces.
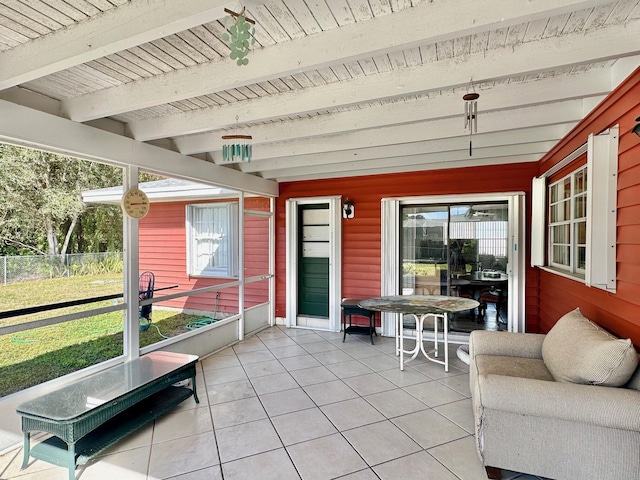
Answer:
xmin=463 ymin=80 xmax=480 ymax=156
xmin=222 ymin=116 xmax=253 ymax=163
xmin=221 ymin=7 xmax=256 ymax=66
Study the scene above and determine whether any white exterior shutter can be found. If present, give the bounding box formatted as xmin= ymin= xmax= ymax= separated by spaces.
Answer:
xmin=530 ymin=176 xmax=546 ymax=267
xmin=586 ymin=126 xmax=618 ymax=292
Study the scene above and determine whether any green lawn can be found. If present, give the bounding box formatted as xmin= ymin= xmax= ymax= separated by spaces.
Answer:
xmin=403 ymin=262 xmax=441 ymax=276
xmin=0 ymin=275 xmax=200 ymax=397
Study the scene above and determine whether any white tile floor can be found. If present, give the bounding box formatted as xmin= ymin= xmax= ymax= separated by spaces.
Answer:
xmin=0 ymin=326 xmax=549 ymax=480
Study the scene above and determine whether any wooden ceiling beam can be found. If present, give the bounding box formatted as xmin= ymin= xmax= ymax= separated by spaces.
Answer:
xmin=269 ymin=153 xmax=542 ymax=182
xmin=236 ymin=124 xmax=574 ymax=171
xmin=0 ymin=0 xmax=241 ymax=91
xmin=176 ymin=70 xmax=610 ymax=155
xmin=126 ymin=20 xmax=640 ymax=141
xmin=60 ymin=0 xmax=616 ymax=122
xmin=230 ymin=100 xmax=586 ymax=173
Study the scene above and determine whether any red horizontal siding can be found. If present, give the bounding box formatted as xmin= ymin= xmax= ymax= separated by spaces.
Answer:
xmin=535 ymin=65 xmax=640 ymax=346
xmin=617 ymin=204 xmax=640 ymax=226
xmin=276 ymin=162 xmax=539 ymax=323
xmin=617 ymin=263 xmax=640 ymax=288
xmin=245 ymin=197 xmax=271 ymax=210
xmin=617 ymin=163 xmax=640 ymax=191
xmin=139 ymin=198 xmax=270 ymax=313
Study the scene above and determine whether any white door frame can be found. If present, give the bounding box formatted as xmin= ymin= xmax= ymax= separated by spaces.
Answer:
xmin=381 ymin=192 xmax=526 ymax=340
xmin=285 ymin=196 xmax=342 ymax=331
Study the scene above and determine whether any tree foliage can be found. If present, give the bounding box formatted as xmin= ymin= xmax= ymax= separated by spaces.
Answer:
xmin=0 ymin=144 xmax=123 ymax=256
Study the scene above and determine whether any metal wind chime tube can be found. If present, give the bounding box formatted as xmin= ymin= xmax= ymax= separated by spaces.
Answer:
xmin=463 ymin=89 xmax=480 ymax=157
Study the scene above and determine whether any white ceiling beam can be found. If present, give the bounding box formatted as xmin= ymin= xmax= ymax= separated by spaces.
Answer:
xmin=0 ymin=0 xmax=242 ymax=91
xmin=128 ymin=20 xmax=640 ymax=141
xmin=0 ymin=100 xmax=277 ymax=197
xmin=611 ymin=54 xmax=640 ymax=86
xmin=239 ymin=124 xmax=572 ymax=172
xmin=177 ymin=70 xmax=609 ymax=156
xmin=271 ymin=154 xmax=541 ymax=182
xmin=0 ymin=86 xmax=61 ymax=116
xmin=260 ymin=141 xmax=553 ymax=180
xmin=0 ymin=87 xmax=129 ymax=136
xmin=60 ymin=0 xmax=613 ymax=122
xmin=229 ymin=99 xmax=588 ymax=163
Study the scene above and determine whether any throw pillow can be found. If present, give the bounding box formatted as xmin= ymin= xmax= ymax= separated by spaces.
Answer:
xmin=542 ymin=308 xmax=639 ymax=386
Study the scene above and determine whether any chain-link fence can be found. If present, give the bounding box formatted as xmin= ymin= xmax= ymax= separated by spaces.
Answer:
xmin=1 ymin=252 xmax=123 ymax=285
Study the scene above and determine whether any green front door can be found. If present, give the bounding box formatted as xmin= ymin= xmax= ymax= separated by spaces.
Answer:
xmin=298 ymin=204 xmax=330 ymax=317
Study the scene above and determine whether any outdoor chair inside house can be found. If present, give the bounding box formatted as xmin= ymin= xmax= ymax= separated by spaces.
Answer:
xmin=478 ymin=287 xmax=504 ymax=321
xmin=457 ymin=286 xmax=478 ymax=322
xmin=139 ymin=271 xmax=155 ymax=331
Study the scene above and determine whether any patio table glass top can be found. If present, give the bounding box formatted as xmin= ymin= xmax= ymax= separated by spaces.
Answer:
xmin=16 ymin=351 xmax=198 ymax=421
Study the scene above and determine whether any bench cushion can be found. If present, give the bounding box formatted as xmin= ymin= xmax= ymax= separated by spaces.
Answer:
xmin=542 ymin=308 xmax=638 ymax=387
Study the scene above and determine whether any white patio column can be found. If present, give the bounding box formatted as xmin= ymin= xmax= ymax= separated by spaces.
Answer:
xmin=123 ymin=166 xmax=140 ymax=361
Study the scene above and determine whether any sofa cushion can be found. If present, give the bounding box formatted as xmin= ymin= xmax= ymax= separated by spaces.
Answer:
xmin=542 ymin=308 xmax=638 ymax=387
xmin=475 ymin=355 xmax=554 ymax=382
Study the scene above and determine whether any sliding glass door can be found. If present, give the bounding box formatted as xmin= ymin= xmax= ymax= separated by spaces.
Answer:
xmin=400 ymin=202 xmax=510 ymax=334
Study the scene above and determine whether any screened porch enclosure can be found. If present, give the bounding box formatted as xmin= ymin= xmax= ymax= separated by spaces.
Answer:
xmin=0 ymin=163 xmax=276 ymax=452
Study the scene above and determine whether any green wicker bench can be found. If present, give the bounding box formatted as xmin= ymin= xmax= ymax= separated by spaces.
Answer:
xmin=16 ymin=351 xmax=199 ymax=480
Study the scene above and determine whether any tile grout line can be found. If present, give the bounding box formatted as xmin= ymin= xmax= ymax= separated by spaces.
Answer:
xmin=204 ymin=325 xmax=484 ymax=480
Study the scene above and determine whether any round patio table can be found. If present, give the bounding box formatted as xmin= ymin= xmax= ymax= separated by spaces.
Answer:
xmin=359 ymin=295 xmax=479 ymax=372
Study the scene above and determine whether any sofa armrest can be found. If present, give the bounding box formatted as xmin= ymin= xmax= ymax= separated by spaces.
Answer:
xmin=469 ymin=330 xmax=546 ymax=360
xmin=480 ymin=374 xmax=640 ymax=432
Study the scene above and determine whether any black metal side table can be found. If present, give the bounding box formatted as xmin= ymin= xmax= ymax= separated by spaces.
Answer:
xmin=341 ymin=298 xmax=377 ymax=344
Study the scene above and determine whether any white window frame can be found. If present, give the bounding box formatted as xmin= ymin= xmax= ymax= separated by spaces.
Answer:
xmin=531 ymin=126 xmax=618 ymax=292
xmin=547 ymin=166 xmax=587 ymax=275
xmin=186 ymin=202 xmax=239 ymax=278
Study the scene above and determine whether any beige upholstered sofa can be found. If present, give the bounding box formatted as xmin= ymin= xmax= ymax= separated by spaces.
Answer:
xmin=469 ymin=309 xmax=640 ymax=480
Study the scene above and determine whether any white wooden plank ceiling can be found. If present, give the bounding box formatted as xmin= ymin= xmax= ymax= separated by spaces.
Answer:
xmin=0 ymin=0 xmax=639 ymax=183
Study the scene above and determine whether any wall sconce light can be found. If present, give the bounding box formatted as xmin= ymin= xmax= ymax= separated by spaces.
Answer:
xmin=633 ymin=116 xmax=640 ymax=138
xmin=343 ymin=198 xmax=354 ymax=219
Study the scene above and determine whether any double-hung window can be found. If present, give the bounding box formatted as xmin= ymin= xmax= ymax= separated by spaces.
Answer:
xmin=186 ymin=202 xmax=238 ymax=277
xmin=548 ymin=166 xmax=587 ymax=275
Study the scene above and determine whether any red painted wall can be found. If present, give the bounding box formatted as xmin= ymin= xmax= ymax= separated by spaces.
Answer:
xmin=535 ymin=66 xmax=640 ymax=346
xmin=276 ymin=163 xmax=539 ymax=330
xmin=139 ymin=197 xmax=270 ymax=314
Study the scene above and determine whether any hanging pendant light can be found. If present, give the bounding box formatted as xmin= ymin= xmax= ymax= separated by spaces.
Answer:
xmin=463 ymin=79 xmax=480 ymax=156
xmin=221 ymin=116 xmax=252 ymax=163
